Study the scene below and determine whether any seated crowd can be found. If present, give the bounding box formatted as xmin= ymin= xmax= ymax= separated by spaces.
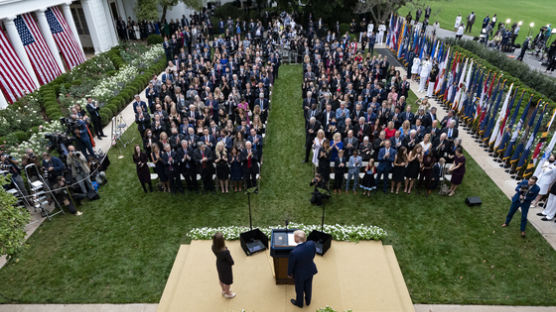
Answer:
xmin=132 ymin=14 xmax=294 ymax=194
xmin=300 ymin=33 xmax=466 ymax=197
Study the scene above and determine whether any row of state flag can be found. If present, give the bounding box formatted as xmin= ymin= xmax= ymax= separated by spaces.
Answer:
xmin=0 ymin=6 xmax=85 ymax=104
xmin=385 ymin=13 xmax=556 ymax=179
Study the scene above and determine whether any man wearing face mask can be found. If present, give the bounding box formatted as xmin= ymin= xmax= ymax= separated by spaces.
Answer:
xmin=533 ymin=154 xmax=556 ymax=208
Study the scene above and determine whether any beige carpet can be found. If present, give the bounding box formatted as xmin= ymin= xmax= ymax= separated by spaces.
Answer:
xmin=157 ymin=240 xmax=414 ymax=312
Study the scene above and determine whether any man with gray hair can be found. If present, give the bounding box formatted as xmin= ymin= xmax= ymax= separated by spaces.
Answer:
xmin=288 ymin=230 xmax=318 ymax=308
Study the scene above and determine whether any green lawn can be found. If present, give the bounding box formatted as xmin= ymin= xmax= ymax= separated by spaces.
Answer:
xmin=399 ymin=0 xmax=556 ymax=43
xmin=0 ymin=65 xmax=556 ymax=305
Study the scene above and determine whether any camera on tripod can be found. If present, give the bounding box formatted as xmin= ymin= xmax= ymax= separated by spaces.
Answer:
xmin=60 ymin=117 xmax=80 ymax=134
xmin=519 ymin=185 xmax=529 ymax=203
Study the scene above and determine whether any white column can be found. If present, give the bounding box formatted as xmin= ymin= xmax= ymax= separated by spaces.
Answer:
xmin=81 ymin=0 xmax=105 ymax=54
xmin=115 ymin=0 xmax=126 ymax=20
xmin=101 ymin=0 xmax=119 ymax=47
xmin=35 ymin=9 xmax=66 ymax=73
xmin=62 ymin=1 xmax=85 ymax=55
xmin=0 ymin=89 xmax=8 ymax=109
xmin=3 ymin=17 xmax=40 ymax=87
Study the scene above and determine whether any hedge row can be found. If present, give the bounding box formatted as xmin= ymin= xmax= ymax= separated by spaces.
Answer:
xmin=99 ymin=56 xmax=166 ymax=125
xmin=32 ymin=46 xmax=124 ymax=121
xmin=446 ymin=43 xmax=555 ymax=112
xmin=444 ymin=38 xmax=556 ymax=103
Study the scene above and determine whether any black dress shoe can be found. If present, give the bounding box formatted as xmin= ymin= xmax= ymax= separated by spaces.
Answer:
xmin=537 ymin=213 xmax=546 ymax=216
xmin=541 ymin=217 xmax=552 ymax=221
xmin=290 ymin=299 xmax=302 ymax=308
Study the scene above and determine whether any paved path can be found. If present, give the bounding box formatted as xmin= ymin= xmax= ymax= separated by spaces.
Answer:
xmin=431 ymin=26 xmax=556 ymax=78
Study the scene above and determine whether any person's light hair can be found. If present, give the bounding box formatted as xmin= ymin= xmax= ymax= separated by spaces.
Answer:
xmin=293 ymin=230 xmax=306 ymax=243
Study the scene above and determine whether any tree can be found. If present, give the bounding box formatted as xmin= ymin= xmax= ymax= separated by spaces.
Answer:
xmin=0 ymin=175 xmax=30 ymax=260
xmin=355 ymin=0 xmax=414 ymax=24
xmin=136 ymin=0 xmax=203 ymax=23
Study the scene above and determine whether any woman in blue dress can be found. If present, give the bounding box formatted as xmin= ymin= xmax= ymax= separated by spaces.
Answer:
xmin=330 ymin=132 xmax=344 ymax=162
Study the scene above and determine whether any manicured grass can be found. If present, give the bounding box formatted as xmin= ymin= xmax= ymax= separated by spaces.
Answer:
xmin=0 ymin=65 xmax=555 ymax=305
xmin=399 ymin=0 xmax=555 ymax=43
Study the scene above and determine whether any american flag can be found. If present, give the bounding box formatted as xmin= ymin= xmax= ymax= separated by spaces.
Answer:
xmin=14 ymin=13 xmax=62 ymax=85
xmin=0 ymin=27 xmax=37 ymax=104
xmin=46 ymin=7 xmax=85 ymax=69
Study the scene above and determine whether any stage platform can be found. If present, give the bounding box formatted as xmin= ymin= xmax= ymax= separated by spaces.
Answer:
xmin=157 ymin=240 xmax=414 ymax=312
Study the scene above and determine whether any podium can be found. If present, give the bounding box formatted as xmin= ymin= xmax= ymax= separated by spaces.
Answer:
xmin=270 ymin=229 xmax=297 ymax=284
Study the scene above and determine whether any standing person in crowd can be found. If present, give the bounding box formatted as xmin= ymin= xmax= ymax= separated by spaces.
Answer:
xmin=377 ymin=140 xmax=396 ymax=193
xmin=306 ymin=117 xmax=322 ymax=163
xmin=241 ymin=141 xmax=259 ymax=190
xmin=1 ymin=153 xmax=28 ymax=196
xmin=215 ymin=141 xmax=230 ymax=193
xmin=360 ymin=159 xmax=377 ymax=196
xmin=133 ymin=145 xmax=152 ymax=193
xmin=345 ymin=150 xmax=362 ymax=193
xmin=318 ymin=139 xmax=331 ymax=184
xmin=391 ymin=146 xmax=407 ymax=194
xmin=411 ymin=54 xmax=421 ymax=81
xmin=312 ymin=129 xmax=325 ymax=169
xmin=330 ymin=133 xmax=344 ymax=162
xmin=517 ymin=36 xmax=530 ymax=61
xmin=456 ymin=23 xmax=465 ymax=40
xmin=66 ymin=145 xmax=94 ymax=195
xmin=538 ymin=181 xmax=556 ymax=221
xmin=229 ymin=147 xmax=243 ymax=192
xmin=465 ymin=12 xmax=475 ymax=33
xmin=288 ymin=230 xmax=318 ymax=308
xmin=418 ymin=56 xmax=431 ymax=93
xmin=41 ymin=152 xmax=65 ymax=186
xmin=194 ymin=142 xmax=215 ymax=192
xmin=454 ymin=13 xmax=462 ymax=30
xmin=421 ymin=154 xmax=434 ymax=195
xmin=502 ymin=176 xmax=540 ymax=238
xmin=333 ymin=149 xmax=346 ymax=194
xmin=405 ymin=145 xmax=423 ymax=194
xmin=532 ymin=154 xmax=556 ymax=207
xmin=377 ymin=21 xmax=386 ymax=44
xmin=86 ymin=96 xmax=106 ymax=138
xmin=447 ymin=147 xmax=465 ymax=196
xmin=212 ymin=232 xmax=236 ymax=299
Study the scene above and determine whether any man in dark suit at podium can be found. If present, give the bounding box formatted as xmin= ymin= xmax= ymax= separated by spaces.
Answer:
xmin=288 ymin=230 xmax=318 ymax=308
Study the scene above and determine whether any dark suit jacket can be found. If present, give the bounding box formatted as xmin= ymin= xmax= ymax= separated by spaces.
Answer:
xmin=378 ymin=147 xmax=396 ymax=171
xmin=441 ymin=127 xmax=459 ymax=140
xmin=240 ymin=149 xmax=259 ymax=173
xmin=288 ymin=241 xmax=318 ymax=281
xmin=512 ymin=180 xmax=540 ymax=204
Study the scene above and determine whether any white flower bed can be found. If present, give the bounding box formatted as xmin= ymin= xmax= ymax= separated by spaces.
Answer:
xmin=72 ymin=45 xmax=164 ymax=107
xmin=88 ymin=65 xmax=139 ymax=104
xmin=7 ymin=121 xmax=64 ymax=160
xmin=188 ymin=222 xmax=387 ymax=242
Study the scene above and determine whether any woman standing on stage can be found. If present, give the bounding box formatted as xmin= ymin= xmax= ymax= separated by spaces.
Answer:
xmin=212 ymin=232 xmax=236 ymax=299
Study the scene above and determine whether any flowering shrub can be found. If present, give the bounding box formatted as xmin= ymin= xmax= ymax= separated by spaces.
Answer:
xmin=4 ymin=121 xmax=64 ymax=161
xmin=88 ymin=65 xmax=139 ymax=105
xmin=187 ymin=223 xmax=387 ymax=241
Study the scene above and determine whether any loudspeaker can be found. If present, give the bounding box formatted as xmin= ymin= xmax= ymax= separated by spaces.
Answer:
xmin=308 ymin=230 xmax=332 ymax=256
xmin=465 ymin=196 xmax=482 ymax=206
xmin=239 ymin=228 xmax=268 ymax=256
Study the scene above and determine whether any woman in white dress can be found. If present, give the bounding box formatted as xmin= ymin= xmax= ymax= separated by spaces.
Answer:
xmin=411 ymin=56 xmax=421 ymax=80
xmin=312 ymin=129 xmax=326 ymax=169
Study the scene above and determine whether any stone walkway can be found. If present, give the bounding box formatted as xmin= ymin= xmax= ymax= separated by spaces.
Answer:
xmin=431 ymin=26 xmax=556 ymax=78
